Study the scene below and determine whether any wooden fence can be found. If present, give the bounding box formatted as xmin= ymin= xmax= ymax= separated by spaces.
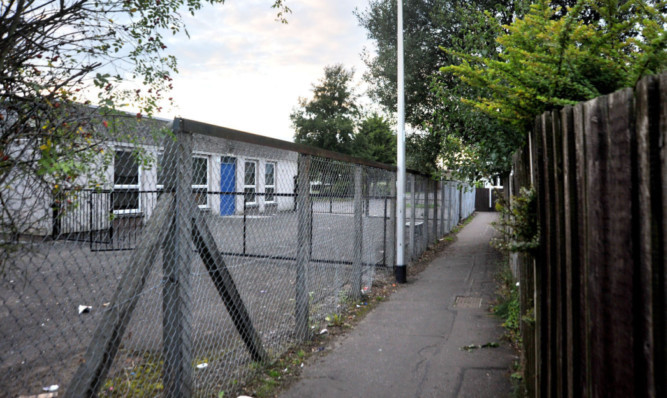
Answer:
xmin=511 ymin=72 xmax=666 ymax=398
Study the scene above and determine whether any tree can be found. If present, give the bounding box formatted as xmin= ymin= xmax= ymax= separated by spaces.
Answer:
xmin=355 ymin=0 xmax=529 ymax=175
xmin=442 ymin=0 xmax=667 ymax=132
xmin=353 ymin=113 xmax=396 ymax=164
xmin=291 ymin=64 xmax=359 ymax=155
xmin=0 ymin=0 xmax=290 ymax=262
xmin=355 ymin=0 xmax=521 ymax=127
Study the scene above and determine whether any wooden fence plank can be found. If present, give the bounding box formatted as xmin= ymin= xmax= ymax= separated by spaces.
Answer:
xmin=541 ymin=111 xmax=558 ymax=398
xmin=636 ymin=74 xmax=662 ymax=398
xmin=584 ymin=94 xmax=614 ymax=398
xmin=604 ymin=87 xmax=635 ymax=396
xmin=573 ymin=102 xmax=590 ymax=398
xmin=658 ymin=73 xmax=667 ymax=398
xmin=551 ymin=109 xmax=567 ymax=398
xmin=534 ymin=114 xmax=548 ymax=398
xmin=517 ymin=142 xmax=536 ymax=398
xmin=583 ymin=96 xmax=604 ymax=398
xmin=561 ymin=105 xmax=578 ymax=398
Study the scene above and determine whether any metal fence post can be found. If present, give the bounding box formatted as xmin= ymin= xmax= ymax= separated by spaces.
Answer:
xmin=388 ymin=172 xmax=396 ymax=269
xmin=295 ymin=154 xmax=312 ymax=340
xmin=88 ymin=194 xmax=93 ymax=250
xmin=243 ymin=195 xmax=247 ymax=255
xmin=352 ymin=165 xmax=363 ymax=300
xmin=364 ymin=171 xmax=370 ymax=217
xmin=443 ymin=182 xmax=449 ymax=233
xmin=447 ymin=182 xmax=454 ymax=232
xmin=383 ymin=196 xmax=388 ymax=266
xmin=440 ymin=178 xmax=445 ymax=237
xmin=162 ymin=122 xmax=194 ymax=398
xmin=458 ymin=183 xmax=463 ymax=223
xmin=432 ymin=179 xmax=438 ymax=242
xmin=409 ymin=174 xmax=416 ymax=261
xmin=424 ymin=178 xmax=430 ymax=248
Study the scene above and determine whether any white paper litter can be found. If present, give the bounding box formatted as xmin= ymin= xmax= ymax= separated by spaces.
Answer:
xmin=42 ymin=385 xmax=59 ymax=392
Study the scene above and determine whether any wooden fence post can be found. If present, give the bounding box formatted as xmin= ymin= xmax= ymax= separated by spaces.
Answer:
xmin=561 ymin=105 xmax=581 ymax=398
xmin=572 ymin=102 xmax=590 ymax=398
xmin=550 ymin=109 xmax=567 ymax=398
xmin=162 ymin=124 xmax=194 ymax=398
xmin=636 ymin=74 xmax=666 ymax=398
xmin=295 ymin=154 xmax=312 ymax=340
xmin=191 ymin=215 xmax=268 ymax=362
xmin=533 ymin=114 xmax=548 ymax=398
xmin=352 ymin=165 xmax=363 ymax=300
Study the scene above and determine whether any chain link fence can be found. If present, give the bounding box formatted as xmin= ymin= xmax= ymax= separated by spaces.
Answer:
xmin=1 ymin=118 xmax=475 ymax=397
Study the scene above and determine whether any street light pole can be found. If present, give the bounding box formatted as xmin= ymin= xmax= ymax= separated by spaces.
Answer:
xmin=395 ymin=0 xmax=407 ymax=284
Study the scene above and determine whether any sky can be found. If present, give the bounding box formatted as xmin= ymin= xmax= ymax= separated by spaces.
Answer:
xmin=157 ymin=0 xmax=376 ymax=143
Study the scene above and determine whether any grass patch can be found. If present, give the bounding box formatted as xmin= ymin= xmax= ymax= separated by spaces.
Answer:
xmin=99 ymin=353 xmax=163 ymax=397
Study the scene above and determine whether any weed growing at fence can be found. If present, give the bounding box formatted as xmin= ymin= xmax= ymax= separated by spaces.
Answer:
xmin=99 ymin=352 xmax=164 ymax=397
xmin=492 ymin=187 xmax=539 ymax=254
xmin=493 ymin=261 xmax=521 ymax=344
xmin=325 ymin=313 xmax=344 ymax=327
xmin=493 ymin=259 xmax=525 ymax=397
xmin=510 ymin=360 xmax=525 ymax=398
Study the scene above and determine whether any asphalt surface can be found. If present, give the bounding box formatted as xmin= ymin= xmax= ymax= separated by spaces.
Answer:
xmin=280 ymin=212 xmax=516 ymax=398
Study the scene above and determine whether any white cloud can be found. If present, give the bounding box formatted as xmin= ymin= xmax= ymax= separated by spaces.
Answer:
xmin=156 ymin=0 xmax=374 ymax=142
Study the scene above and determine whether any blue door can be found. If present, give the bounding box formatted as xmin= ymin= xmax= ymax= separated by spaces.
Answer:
xmin=220 ymin=157 xmax=236 ymax=215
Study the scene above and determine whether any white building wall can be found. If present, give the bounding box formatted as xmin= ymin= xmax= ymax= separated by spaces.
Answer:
xmin=8 ymin=128 xmax=299 ymax=238
xmin=192 ymin=134 xmax=297 ymax=216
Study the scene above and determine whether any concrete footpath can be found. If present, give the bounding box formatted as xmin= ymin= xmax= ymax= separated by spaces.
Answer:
xmin=280 ymin=212 xmax=516 ymax=398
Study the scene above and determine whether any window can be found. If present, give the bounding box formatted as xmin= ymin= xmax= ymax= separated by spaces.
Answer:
xmin=244 ymin=160 xmax=257 ymax=204
xmin=156 ymin=154 xmax=208 ymax=207
xmin=192 ymin=156 xmax=208 ymax=208
xmin=265 ymin=162 xmax=276 ymax=203
xmin=113 ymin=149 xmax=140 ymax=213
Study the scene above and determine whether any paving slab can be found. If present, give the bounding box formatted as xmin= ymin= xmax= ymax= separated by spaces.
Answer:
xmin=279 ymin=212 xmax=516 ymax=398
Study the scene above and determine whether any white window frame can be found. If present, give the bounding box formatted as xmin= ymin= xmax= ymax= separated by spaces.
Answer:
xmin=192 ymin=155 xmax=209 ymax=208
xmin=265 ymin=161 xmax=276 ymax=204
xmin=244 ymin=160 xmax=257 ymax=205
xmin=113 ymin=148 xmax=141 ymax=215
